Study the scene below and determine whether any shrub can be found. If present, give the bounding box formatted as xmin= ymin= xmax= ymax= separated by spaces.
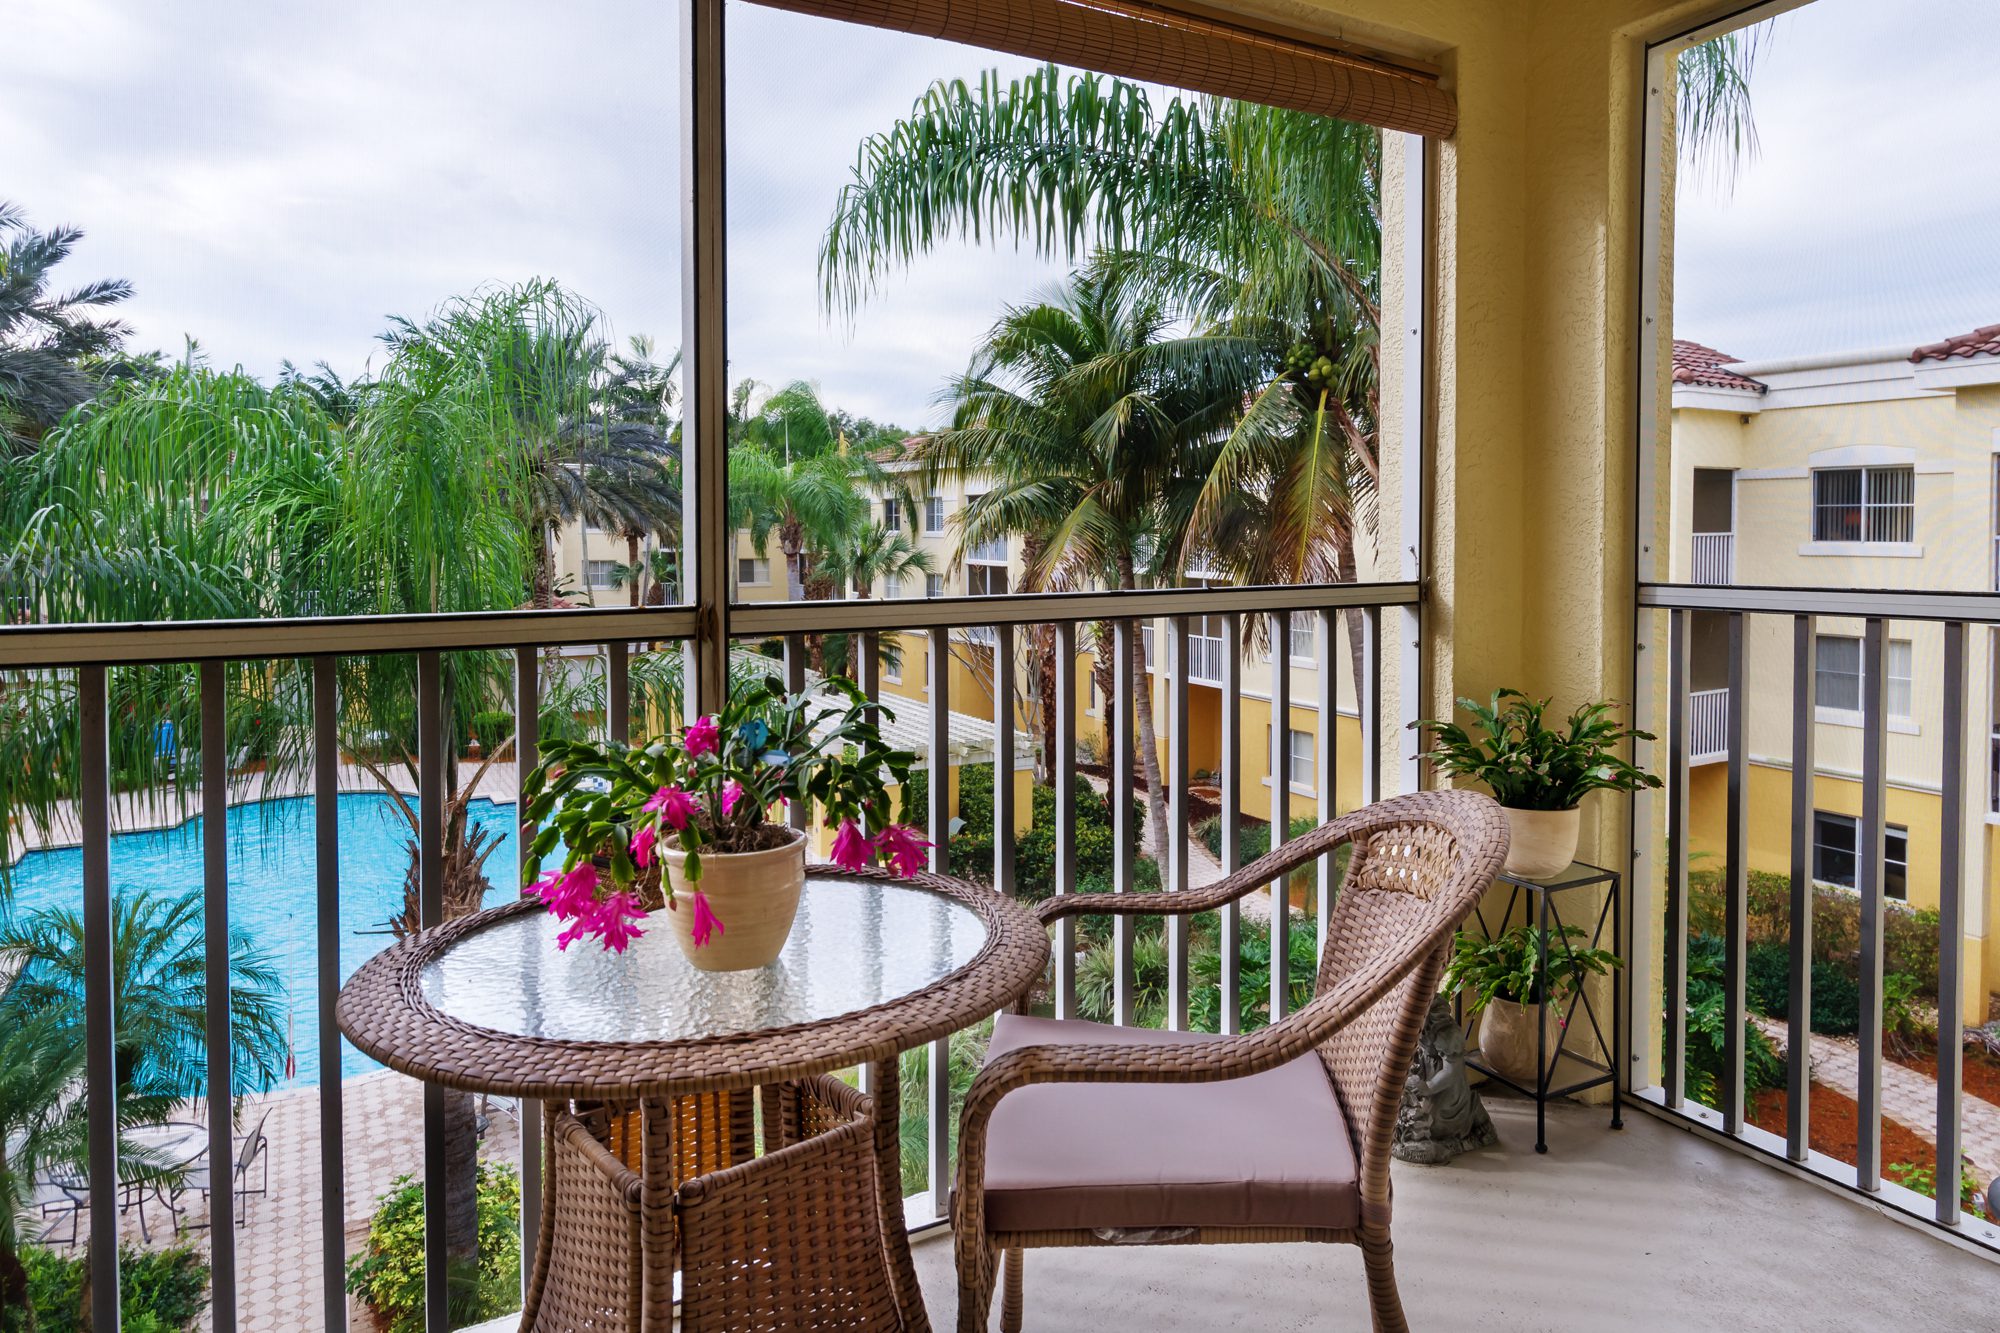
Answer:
xmin=346 ymin=1162 xmax=522 ymax=1333
xmin=469 ymin=710 xmax=513 ymax=754
xmin=21 ymin=1243 xmax=210 ymax=1331
xmin=1681 ymin=935 xmax=1784 ymax=1108
xmin=1687 ymin=868 xmax=1942 ymax=1002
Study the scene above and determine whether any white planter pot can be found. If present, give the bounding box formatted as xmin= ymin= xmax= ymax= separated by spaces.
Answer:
xmin=1500 ymin=806 xmax=1580 ymax=881
xmin=661 ymin=828 xmax=807 ymax=971
xmin=1477 ymin=997 xmax=1558 ymax=1085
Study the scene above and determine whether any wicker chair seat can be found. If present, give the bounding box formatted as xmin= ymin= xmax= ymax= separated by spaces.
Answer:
xmin=976 ymin=1013 xmax=1359 ymax=1234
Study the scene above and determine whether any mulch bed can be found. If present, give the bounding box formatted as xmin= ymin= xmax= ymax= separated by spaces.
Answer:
xmin=1884 ymin=1040 xmax=2000 ymax=1107
xmin=1747 ymin=1080 xmax=1935 ymax=1175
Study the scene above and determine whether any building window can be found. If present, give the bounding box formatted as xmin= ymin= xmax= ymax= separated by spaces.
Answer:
xmin=884 ymin=572 xmax=901 ymax=599
xmin=925 ymin=573 xmax=943 ymax=599
xmin=883 ymin=498 xmax=901 ymax=532
xmin=967 ymin=563 xmax=1008 ymax=597
xmin=1812 ymin=466 xmax=1914 ymax=543
xmin=1266 ymin=726 xmax=1314 ymax=791
xmin=737 ymin=557 xmax=770 ymax=586
xmin=883 ymin=636 xmax=901 ymax=684
xmin=1288 ymin=612 xmax=1315 ymax=662
xmin=925 ymin=494 xmax=945 ymax=534
xmin=1812 ymin=811 xmax=1908 ymax=901
xmin=1814 ymin=634 xmax=1912 ymax=720
xmin=586 ymin=559 xmax=618 ymax=588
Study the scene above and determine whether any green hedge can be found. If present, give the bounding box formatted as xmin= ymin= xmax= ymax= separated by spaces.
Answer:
xmin=1688 ymin=867 xmax=1940 ymax=1000
xmin=901 ymin=763 xmax=1141 ymax=903
xmin=19 ymin=1243 xmax=209 ymax=1332
xmin=346 ymin=1162 xmax=521 ymax=1333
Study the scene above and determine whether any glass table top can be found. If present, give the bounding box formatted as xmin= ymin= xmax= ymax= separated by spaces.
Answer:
xmin=420 ymin=875 xmax=987 ymax=1043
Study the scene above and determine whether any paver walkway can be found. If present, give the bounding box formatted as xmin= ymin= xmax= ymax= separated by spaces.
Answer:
xmin=1755 ymin=1015 xmax=2000 ymax=1189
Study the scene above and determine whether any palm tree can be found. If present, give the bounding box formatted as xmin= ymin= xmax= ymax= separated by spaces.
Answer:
xmin=920 ymin=267 xmax=1264 ymax=855
xmin=813 ymin=520 xmax=935 ymax=674
xmin=0 ymin=890 xmax=288 ymax=1329
xmin=0 ymin=202 xmax=135 ymax=455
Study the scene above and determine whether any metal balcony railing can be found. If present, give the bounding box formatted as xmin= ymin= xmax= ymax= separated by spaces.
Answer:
xmin=1690 ymin=531 xmax=1735 ymax=585
xmin=1688 ymin=687 xmax=1729 ymax=764
xmin=0 ymin=578 xmax=1418 ymax=1331
xmin=1639 ymin=582 xmax=2000 ymax=1256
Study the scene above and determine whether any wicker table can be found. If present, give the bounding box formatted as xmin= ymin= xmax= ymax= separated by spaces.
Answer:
xmin=338 ymin=866 xmax=1047 ymax=1332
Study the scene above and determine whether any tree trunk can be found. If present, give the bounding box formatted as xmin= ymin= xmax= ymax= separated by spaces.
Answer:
xmin=1 ymin=1240 xmax=32 ymax=1333
xmin=1091 ymin=625 xmax=1116 ymax=767
xmin=626 ymin=532 xmax=642 ymax=607
xmin=531 ymin=527 xmax=557 ymax=609
xmin=1116 ymin=560 xmax=1169 ymax=861
xmin=1035 ymin=624 xmax=1058 ymax=782
xmin=1332 ymin=525 xmax=1367 ymax=774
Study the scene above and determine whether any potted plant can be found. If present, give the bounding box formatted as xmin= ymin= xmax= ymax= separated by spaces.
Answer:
xmin=1415 ymin=689 xmax=1661 ymax=879
xmin=522 ymin=675 xmax=929 ymax=971
xmin=1444 ymin=923 xmax=1621 ymax=1084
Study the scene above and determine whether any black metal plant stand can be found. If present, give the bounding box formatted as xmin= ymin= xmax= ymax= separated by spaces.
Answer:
xmin=1456 ymin=860 xmax=1623 ymax=1153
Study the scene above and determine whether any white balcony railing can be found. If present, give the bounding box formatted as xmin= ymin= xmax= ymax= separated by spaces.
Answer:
xmin=1690 ymin=531 xmax=1734 ymax=585
xmin=1688 ymin=687 xmax=1728 ymax=764
xmin=1187 ymin=632 xmax=1224 ymax=684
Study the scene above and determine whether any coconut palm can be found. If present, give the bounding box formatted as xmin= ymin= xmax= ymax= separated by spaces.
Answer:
xmin=920 ymin=267 xmax=1266 ymax=855
xmin=0 ymin=202 xmax=135 ymax=455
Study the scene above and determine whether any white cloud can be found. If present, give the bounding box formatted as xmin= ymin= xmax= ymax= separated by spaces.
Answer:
xmin=1675 ymin=0 xmax=2000 ymax=360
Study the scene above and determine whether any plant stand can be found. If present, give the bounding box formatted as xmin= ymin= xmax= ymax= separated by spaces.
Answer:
xmin=1456 ymin=860 xmax=1623 ymax=1153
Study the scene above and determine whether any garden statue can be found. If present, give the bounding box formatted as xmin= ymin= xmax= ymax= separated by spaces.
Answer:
xmin=1393 ymin=993 xmax=1498 ymax=1164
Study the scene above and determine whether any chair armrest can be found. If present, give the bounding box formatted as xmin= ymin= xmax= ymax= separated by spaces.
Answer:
xmin=1034 ymin=814 xmax=1354 ymax=926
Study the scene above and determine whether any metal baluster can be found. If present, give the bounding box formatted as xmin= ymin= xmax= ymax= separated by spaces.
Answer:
xmin=1857 ymin=618 xmax=1888 ymax=1191
xmin=607 ymin=638 xmax=629 ymax=744
xmin=417 ymin=651 xmax=450 ymax=1333
xmin=927 ymin=627 xmax=951 ymax=1219
xmin=680 ymin=0 xmax=730 ymax=718
xmin=315 ymin=656 xmax=347 ymax=1332
xmin=1053 ymin=622 xmax=1079 ymax=1019
xmin=993 ymin=621 xmax=1016 ymax=899
xmin=1722 ymin=612 xmax=1748 ymax=1134
xmin=858 ymin=631 xmax=879 ymax=1098
xmin=1270 ymin=613 xmax=1293 ymax=1022
xmin=1363 ymin=605 xmax=1383 ymax=804
xmin=80 ymin=665 xmax=120 ymax=1333
xmin=512 ymin=648 xmax=542 ymax=1289
xmin=1315 ymin=610 xmax=1337 ymax=968
xmin=1112 ymin=619 xmax=1136 ymax=1026
xmin=200 ymin=661 xmax=236 ymax=1332
xmin=1787 ymin=615 xmax=1816 ymax=1161
xmin=1219 ymin=613 xmax=1243 ymax=1035
xmin=1936 ymin=621 xmax=1967 ymax=1223
xmin=1166 ymin=616 xmax=1190 ymax=1029
xmin=1664 ymin=609 xmax=1689 ymax=1109
xmin=785 ymin=634 xmax=809 ymax=832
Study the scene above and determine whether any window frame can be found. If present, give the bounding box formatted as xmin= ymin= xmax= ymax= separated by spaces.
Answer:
xmin=1811 ymin=810 xmax=1909 ymax=901
xmin=737 ymin=556 xmax=771 ymax=587
xmin=1812 ymin=632 xmax=1915 ymax=729
xmin=1810 ymin=465 xmax=1915 ymax=545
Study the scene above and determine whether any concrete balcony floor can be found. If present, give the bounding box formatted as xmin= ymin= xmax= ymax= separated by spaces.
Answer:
xmin=909 ymin=1093 xmax=1997 ymax=1331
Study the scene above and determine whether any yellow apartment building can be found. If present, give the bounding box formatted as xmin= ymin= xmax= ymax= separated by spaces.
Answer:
xmin=1667 ymin=326 xmax=2000 ymax=1006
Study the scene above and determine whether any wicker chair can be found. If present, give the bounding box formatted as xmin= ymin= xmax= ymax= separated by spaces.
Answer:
xmin=526 ymin=1075 xmax=905 ymax=1331
xmin=951 ymin=789 xmax=1509 ymax=1333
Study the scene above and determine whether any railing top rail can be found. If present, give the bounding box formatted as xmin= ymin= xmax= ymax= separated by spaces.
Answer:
xmin=0 ymin=581 xmax=1417 ymax=669
xmin=1640 ymin=582 xmax=2000 ymax=623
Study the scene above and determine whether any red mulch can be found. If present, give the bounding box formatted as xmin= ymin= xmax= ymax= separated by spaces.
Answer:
xmin=1885 ymin=1041 xmax=2000 ymax=1108
xmin=1748 ymin=1081 xmax=1935 ymax=1174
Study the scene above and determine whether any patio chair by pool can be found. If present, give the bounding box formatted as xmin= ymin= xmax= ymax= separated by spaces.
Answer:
xmin=950 ymin=790 xmax=1508 ymax=1333
xmin=187 ymin=1105 xmax=272 ymax=1228
xmin=30 ymin=1174 xmax=83 ymax=1247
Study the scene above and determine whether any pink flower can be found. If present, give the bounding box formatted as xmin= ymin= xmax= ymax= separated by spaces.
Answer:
xmin=643 ymin=785 xmax=696 ymax=831
xmin=689 ymin=889 xmax=724 ymax=948
xmin=721 ymin=779 xmax=746 ymax=817
xmin=555 ymin=914 xmax=595 ymax=951
xmin=683 ymin=715 xmax=720 ymax=757
xmin=630 ymin=822 xmax=658 ymax=868
xmin=532 ymin=862 xmax=599 ymax=918
xmin=874 ymin=824 xmax=931 ymax=878
xmin=829 ymin=819 xmax=872 ymax=871
xmin=593 ymin=891 xmax=649 ymax=953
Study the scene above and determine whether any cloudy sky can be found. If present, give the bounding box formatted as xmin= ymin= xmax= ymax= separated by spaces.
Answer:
xmin=9 ymin=0 xmax=1996 ymax=423
xmin=1675 ymin=0 xmax=2000 ymax=362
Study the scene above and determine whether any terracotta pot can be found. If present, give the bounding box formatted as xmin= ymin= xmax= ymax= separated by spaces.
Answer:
xmin=660 ymin=829 xmax=807 ymax=971
xmin=1477 ymin=997 xmax=1557 ymax=1085
xmin=1500 ymin=805 xmax=1580 ymax=881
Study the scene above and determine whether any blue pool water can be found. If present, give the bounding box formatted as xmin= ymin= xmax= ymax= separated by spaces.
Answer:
xmin=3 ymin=793 xmax=521 ymax=1090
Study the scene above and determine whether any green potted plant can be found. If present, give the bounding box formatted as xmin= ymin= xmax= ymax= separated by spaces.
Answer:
xmin=523 ymin=674 xmax=927 ymax=971
xmin=1443 ymin=923 xmax=1621 ymax=1084
xmin=1415 ymin=689 xmax=1661 ymax=879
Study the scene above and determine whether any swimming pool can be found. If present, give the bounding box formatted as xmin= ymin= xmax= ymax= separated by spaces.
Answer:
xmin=3 ymin=793 xmax=522 ymax=1090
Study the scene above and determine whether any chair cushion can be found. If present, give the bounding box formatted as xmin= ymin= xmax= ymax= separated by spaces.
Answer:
xmin=976 ymin=1013 xmax=1360 ymax=1235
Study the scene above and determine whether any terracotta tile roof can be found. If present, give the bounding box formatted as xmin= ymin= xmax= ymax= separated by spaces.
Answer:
xmin=1911 ymin=323 xmax=2000 ymax=364
xmin=1671 ymin=340 xmax=1765 ymax=393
